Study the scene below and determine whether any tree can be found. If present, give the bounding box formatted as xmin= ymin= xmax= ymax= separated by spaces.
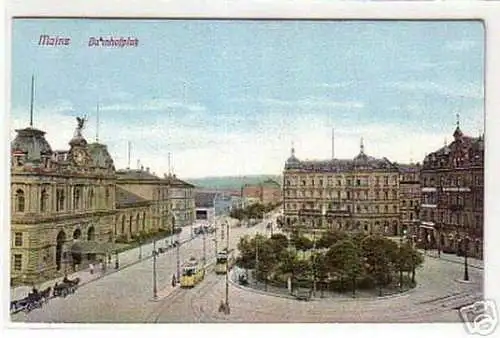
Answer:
xmin=409 ymin=245 xmax=424 ymax=283
xmin=314 ymin=252 xmax=330 ymax=297
xmin=293 ymin=235 xmax=313 ymax=258
xmin=269 ymin=234 xmax=289 ymax=256
xmin=236 ymin=235 xmax=256 ymax=270
xmin=360 ymin=235 xmax=393 ymax=296
xmin=316 ymin=229 xmax=349 ymax=249
xmin=325 ymin=239 xmax=363 ymax=296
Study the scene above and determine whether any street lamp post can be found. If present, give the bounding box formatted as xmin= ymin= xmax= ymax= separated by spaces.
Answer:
xmin=399 ymin=231 xmax=405 ymax=293
xmin=464 ymin=236 xmax=469 ymax=281
xmin=115 ymin=250 xmax=120 ymax=269
xmin=203 ymin=226 xmax=207 ymax=266
xmin=312 ymin=229 xmax=317 ymax=297
xmin=153 ymin=240 xmax=158 ymax=299
xmin=214 ymin=222 xmax=218 ymax=256
xmin=176 ymin=231 xmax=181 ymax=282
xmin=224 ymin=221 xmax=230 ymax=314
xmin=255 ymin=232 xmax=259 ymax=285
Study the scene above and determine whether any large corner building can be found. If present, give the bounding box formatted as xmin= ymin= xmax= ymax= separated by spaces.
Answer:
xmin=282 ymin=140 xmax=403 ymax=235
xmin=10 ymin=120 xmax=195 ymax=284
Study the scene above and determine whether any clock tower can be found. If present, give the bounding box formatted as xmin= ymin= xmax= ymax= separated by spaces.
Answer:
xmin=68 ymin=116 xmax=91 ymax=167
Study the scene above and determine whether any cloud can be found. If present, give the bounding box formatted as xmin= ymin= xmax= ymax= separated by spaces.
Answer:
xmin=100 ymin=98 xmax=206 ymax=113
xmin=385 ymin=81 xmax=484 ymax=100
xmin=9 ymin=97 xmax=483 ymax=179
xmin=445 ymin=40 xmax=478 ymax=52
xmin=315 ymin=82 xmax=354 ymax=89
xmin=259 ymin=97 xmax=365 ymax=110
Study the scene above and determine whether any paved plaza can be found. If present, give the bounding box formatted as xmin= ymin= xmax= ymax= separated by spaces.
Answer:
xmin=11 ymin=213 xmax=483 ymax=324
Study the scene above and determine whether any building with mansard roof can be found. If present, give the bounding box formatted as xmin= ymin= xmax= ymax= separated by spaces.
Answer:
xmin=10 ymin=89 xmax=196 ymax=285
xmin=11 ymin=123 xmax=118 ymax=284
xmin=419 ymin=122 xmax=484 ymax=259
xmin=282 ymin=139 xmax=402 ymax=235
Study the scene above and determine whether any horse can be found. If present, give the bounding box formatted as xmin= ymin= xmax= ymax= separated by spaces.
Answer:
xmin=53 ymin=277 xmax=80 ymax=297
xmin=40 ymin=286 xmax=52 ymax=304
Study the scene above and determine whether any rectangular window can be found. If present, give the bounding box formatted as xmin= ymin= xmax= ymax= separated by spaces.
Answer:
xmin=14 ymin=254 xmax=22 ymax=271
xmin=14 ymin=232 xmax=23 ymax=246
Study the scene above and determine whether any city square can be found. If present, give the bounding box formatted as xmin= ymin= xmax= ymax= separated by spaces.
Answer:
xmin=8 ymin=18 xmax=487 ymax=326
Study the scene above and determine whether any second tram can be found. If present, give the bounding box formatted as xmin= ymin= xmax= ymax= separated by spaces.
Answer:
xmin=180 ymin=257 xmax=205 ymax=288
xmin=214 ymin=250 xmax=228 ymax=274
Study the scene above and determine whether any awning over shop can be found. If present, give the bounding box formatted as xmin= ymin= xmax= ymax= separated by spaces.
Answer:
xmin=70 ymin=241 xmax=120 ymax=255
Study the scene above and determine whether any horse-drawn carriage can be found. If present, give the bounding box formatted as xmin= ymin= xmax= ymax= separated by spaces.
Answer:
xmin=10 ymin=286 xmax=51 ymax=314
xmin=53 ymin=276 xmax=80 ymax=297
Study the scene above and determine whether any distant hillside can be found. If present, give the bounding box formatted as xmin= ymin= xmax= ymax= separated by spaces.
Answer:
xmin=186 ymin=175 xmax=282 ymax=190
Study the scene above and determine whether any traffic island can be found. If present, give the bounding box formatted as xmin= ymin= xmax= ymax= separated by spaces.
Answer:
xmin=230 ymin=267 xmax=417 ymax=302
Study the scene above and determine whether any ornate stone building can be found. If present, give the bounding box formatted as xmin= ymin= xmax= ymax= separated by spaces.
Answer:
xmin=11 ymin=118 xmax=196 ymax=284
xmin=282 ymin=140 xmax=401 ymax=235
xmin=398 ymin=163 xmax=421 ymax=239
xmin=419 ymin=123 xmax=484 ymax=259
xmin=11 ymin=121 xmax=117 ymax=283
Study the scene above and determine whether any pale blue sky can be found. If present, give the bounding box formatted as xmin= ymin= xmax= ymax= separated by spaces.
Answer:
xmin=10 ymin=19 xmax=484 ymax=178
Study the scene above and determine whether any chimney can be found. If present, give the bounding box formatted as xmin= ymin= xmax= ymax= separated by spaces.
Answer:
xmin=141 ymin=165 xmax=144 ymax=171
xmin=146 ymin=167 xmax=150 ymax=173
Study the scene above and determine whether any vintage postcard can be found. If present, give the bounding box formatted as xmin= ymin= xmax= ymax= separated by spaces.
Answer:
xmin=3 ymin=2 xmax=499 ymax=336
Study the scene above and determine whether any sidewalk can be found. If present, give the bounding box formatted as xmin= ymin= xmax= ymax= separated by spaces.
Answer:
xmin=421 ymin=249 xmax=484 ymax=270
xmin=10 ymin=230 xmax=194 ymax=302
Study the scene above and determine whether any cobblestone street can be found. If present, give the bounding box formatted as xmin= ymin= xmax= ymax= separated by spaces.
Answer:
xmin=11 ymin=213 xmax=483 ymax=324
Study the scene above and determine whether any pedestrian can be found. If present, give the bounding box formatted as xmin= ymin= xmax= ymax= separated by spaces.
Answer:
xmin=89 ymin=262 xmax=94 ymax=275
xmin=172 ymin=274 xmax=176 ymax=287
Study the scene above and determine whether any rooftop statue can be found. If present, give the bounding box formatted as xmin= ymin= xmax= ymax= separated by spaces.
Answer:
xmin=75 ymin=116 xmax=87 ymax=137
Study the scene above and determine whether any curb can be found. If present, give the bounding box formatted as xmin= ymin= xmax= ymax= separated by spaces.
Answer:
xmin=10 ymin=235 xmax=198 ymax=307
xmin=422 ymin=252 xmax=483 ymax=270
xmin=229 ymin=269 xmax=416 ymax=303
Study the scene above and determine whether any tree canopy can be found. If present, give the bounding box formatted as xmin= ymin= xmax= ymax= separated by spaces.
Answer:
xmin=235 ymin=229 xmax=425 ymax=294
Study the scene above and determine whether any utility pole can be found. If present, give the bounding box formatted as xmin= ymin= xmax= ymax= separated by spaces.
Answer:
xmin=464 ymin=236 xmax=469 ymax=281
xmin=176 ymin=231 xmax=181 ymax=282
xmin=255 ymin=232 xmax=259 ymax=284
xmin=312 ymin=230 xmax=317 ymax=297
xmin=225 ymin=221 xmax=230 ymax=314
xmin=214 ymin=221 xmax=218 ymax=256
xmin=203 ymin=227 xmax=207 ymax=266
xmin=153 ymin=240 xmax=158 ymax=299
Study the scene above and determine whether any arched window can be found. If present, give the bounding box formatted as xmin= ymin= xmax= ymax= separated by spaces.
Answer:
xmin=73 ymin=186 xmax=81 ymax=210
xmin=142 ymin=212 xmax=146 ymax=230
xmin=121 ymin=215 xmax=125 ymax=234
xmin=56 ymin=188 xmax=65 ymax=211
xmin=40 ymin=189 xmax=48 ymax=212
xmin=136 ymin=213 xmax=140 ymax=231
xmin=16 ymin=189 xmax=25 ymax=212
xmin=88 ymin=188 xmax=94 ymax=209
xmin=129 ymin=215 xmax=133 ymax=234
xmin=105 ymin=187 xmax=110 ymax=207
